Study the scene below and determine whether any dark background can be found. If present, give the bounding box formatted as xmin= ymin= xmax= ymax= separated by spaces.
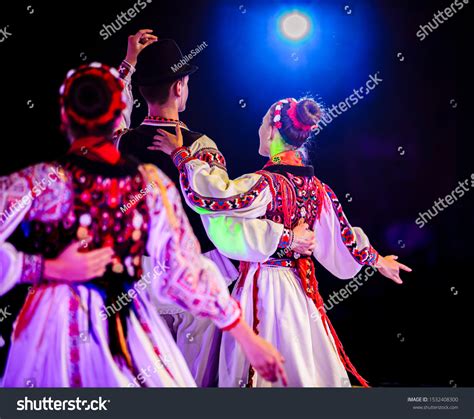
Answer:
xmin=0 ymin=0 xmax=471 ymax=386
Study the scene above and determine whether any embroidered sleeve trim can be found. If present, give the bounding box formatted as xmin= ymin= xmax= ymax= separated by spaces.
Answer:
xmin=179 ymin=171 xmax=269 ymax=212
xmin=194 ymin=147 xmax=227 ymax=171
xmin=172 ymin=147 xmax=195 ymax=169
xmin=117 ymin=60 xmax=136 ymax=82
xmin=323 ymin=184 xmax=379 ymax=266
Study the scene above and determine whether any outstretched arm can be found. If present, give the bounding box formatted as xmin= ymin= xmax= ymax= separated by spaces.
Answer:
xmin=314 ymin=182 xmax=411 ymax=283
xmin=182 ymin=136 xmax=315 ymax=259
xmin=150 ymin=125 xmax=274 ymax=217
xmin=150 ymin=125 xmax=315 ymax=260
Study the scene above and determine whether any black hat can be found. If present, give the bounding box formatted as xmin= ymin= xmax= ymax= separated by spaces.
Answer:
xmin=135 ymin=39 xmax=198 ymax=86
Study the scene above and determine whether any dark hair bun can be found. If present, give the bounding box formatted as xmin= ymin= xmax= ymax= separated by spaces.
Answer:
xmin=68 ymin=75 xmax=112 ymax=120
xmin=296 ymin=99 xmax=322 ymax=128
xmin=270 ymin=97 xmax=323 ymax=148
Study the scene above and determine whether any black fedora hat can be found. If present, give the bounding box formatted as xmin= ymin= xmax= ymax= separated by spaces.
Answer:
xmin=135 ymin=39 xmax=198 ymax=86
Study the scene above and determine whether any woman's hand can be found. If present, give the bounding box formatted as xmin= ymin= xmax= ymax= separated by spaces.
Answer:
xmin=375 ymin=255 xmax=412 ymax=284
xmin=228 ymin=318 xmax=288 ymax=386
xmin=148 ymin=123 xmax=184 ymax=155
xmin=125 ymin=29 xmax=158 ymax=67
xmin=44 ymin=241 xmax=114 ymax=283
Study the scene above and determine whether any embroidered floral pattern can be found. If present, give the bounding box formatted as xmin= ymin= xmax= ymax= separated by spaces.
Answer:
xmin=171 ymin=147 xmax=195 ymax=169
xmin=259 ymin=170 xmax=325 ymax=260
xmin=179 ymin=171 xmax=269 ymax=212
xmin=195 ymin=147 xmax=227 ymax=171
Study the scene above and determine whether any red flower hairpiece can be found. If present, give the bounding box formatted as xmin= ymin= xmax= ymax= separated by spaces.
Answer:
xmin=286 ymin=101 xmax=319 ymax=132
xmin=59 ymin=62 xmax=126 ymax=130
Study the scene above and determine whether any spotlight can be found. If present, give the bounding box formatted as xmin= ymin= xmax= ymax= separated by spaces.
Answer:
xmin=279 ymin=11 xmax=311 ymax=41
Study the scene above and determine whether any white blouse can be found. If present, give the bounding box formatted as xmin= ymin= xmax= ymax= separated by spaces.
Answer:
xmin=172 ymin=136 xmax=380 ymax=279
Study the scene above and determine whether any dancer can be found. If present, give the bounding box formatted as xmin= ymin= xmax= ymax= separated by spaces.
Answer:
xmin=0 ymin=62 xmax=288 ymax=387
xmin=153 ymin=97 xmax=412 ymax=387
xmin=114 ymin=34 xmax=315 ymax=386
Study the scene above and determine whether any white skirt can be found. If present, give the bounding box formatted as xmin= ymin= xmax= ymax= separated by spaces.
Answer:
xmin=219 ymin=264 xmax=351 ymax=387
xmin=2 ymin=283 xmax=196 ymax=387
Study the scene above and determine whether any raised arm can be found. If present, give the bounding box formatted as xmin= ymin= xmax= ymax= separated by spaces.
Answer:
xmin=175 ymin=142 xmax=286 ymax=260
xmin=150 ymin=126 xmax=315 ymax=260
xmin=115 ymin=30 xmax=158 ymax=134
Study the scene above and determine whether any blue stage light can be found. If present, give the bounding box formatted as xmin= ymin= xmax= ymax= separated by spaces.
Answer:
xmin=279 ymin=11 xmax=311 ymax=41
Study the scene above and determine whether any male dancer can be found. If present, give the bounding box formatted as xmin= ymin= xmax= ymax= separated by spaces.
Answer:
xmin=115 ymin=32 xmax=315 ymax=386
xmin=0 ymin=60 xmax=288 ymax=387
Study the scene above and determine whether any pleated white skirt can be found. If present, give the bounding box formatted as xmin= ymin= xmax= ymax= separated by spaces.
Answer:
xmin=2 ymin=283 xmax=196 ymax=387
xmin=219 ymin=264 xmax=351 ymax=387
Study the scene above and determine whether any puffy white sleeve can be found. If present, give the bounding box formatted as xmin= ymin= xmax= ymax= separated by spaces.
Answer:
xmin=171 ymin=136 xmax=273 ymax=219
xmin=0 ymin=243 xmax=23 ymax=296
xmin=116 ymin=60 xmax=135 ymax=131
xmin=0 ymin=245 xmax=44 ymax=296
xmin=113 ymin=60 xmax=136 ymax=145
xmin=201 ymin=215 xmax=284 ymax=263
xmin=141 ymin=164 xmax=242 ymax=330
xmin=169 ymin=136 xmax=289 ymax=261
xmin=0 ymin=163 xmax=70 ymax=295
xmin=313 ymin=183 xmax=380 ymax=279
xmin=0 ymin=169 xmax=33 ymax=242
xmin=1 ymin=166 xmax=39 ymax=295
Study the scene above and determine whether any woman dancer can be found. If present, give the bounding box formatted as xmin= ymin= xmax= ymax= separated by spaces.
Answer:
xmin=0 ymin=63 xmax=287 ymax=387
xmin=153 ymin=97 xmax=412 ymax=387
